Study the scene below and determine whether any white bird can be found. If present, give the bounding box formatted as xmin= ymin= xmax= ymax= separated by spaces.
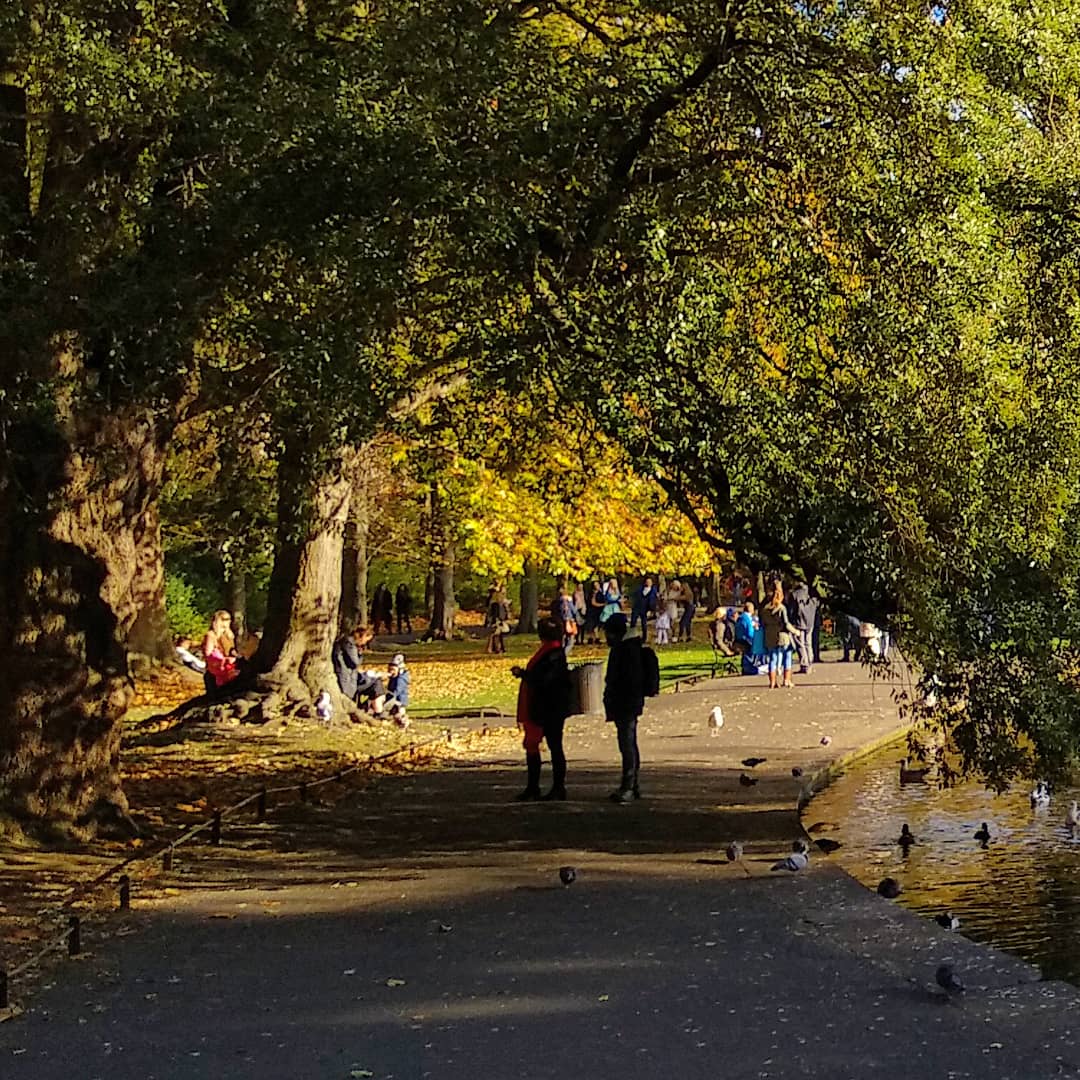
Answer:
xmin=1030 ymin=782 xmax=1051 ymax=809
xmin=315 ymin=690 xmax=333 ymax=724
xmin=1066 ymin=801 xmax=1080 ymax=831
xmin=725 ymin=841 xmax=743 ymax=862
xmin=708 ymin=706 xmax=725 ymax=735
xmin=771 ymin=851 xmax=809 ymax=872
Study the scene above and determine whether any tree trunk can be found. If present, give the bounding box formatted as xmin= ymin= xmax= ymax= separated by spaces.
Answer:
xmin=0 ymin=357 xmax=163 ymax=839
xmin=430 ymin=557 xmax=457 ymax=639
xmin=424 ymin=480 xmax=456 ymax=639
xmin=226 ymin=561 xmax=247 ymax=642
xmin=258 ymin=442 xmax=357 ymax=714
xmin=127 ymin=498 xmax=173 ymax=671
xmin=339 ymin=496 xmax=371 ymax=632
xmin=516 ymin=559 xmax=540 ymax=635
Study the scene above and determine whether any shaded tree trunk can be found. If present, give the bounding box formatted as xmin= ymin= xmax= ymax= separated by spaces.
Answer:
xmin=257 ymin=441 xmax=357 ymax=716
xmin=226 ymin=561 xmax=247 ymax=642
xmin=127 ymin=498 xmax=173 ymax=670
xmin=424 ymin=480 xmax=456 ymax=639
xmin=339 ymin=502 xmax=370 ymax=632
xmin=0 ymin=350 xmax=163 ymax=839
xmin=429 ymin=558 xmax=457 ymax=640
xmin=516 ymin=559 xmax=539 ymax=635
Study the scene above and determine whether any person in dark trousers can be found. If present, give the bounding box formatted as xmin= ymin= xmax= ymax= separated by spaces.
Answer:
xmin=370 ymin=584 xmax=389 ymax=635
xmin=511 ymin=618 xmax=572 ymax=801
xmin=788 ymin=579 xmax=818 ymax=674
xmin=839 ymin=613 xmax=862 ymax=661
xmin=395 ymin=583 xmax=413 ymax=634
xmin=603 ymin=613 xmax=646 ymax=803
xmin=629 ymin=576 xmax=658 ymax=636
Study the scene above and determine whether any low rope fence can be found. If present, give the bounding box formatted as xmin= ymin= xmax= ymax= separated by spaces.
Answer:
xmin=1 ymin=734 xmax=448 ymax=1011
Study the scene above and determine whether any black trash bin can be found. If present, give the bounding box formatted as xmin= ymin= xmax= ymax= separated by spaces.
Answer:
xmin=570 ymin=661 xmax=604 ymax=716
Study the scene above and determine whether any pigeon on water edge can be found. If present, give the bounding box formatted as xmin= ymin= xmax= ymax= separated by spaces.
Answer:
xmin=739 ymin=773 xmax=758 ymax=787
xmin=742 ymin=757 xmax=767 ymax=768
xmin=726 ymin=841 xmax=744 ymax=863
xmin=771 ymin=851 xmax=809 ymax=872
xmin=558 ymin=866 xmax=577 ymax=887
xmin=974 ymin=822 xmax=991 ymax=845
xmin=936 ymin=912 xmax=961 ymax=931
xmin=935 ymin=964 xmax=964 ymax=996
xmin=877 ymin=877 xmax=902 ymax=899
xmin=709 ymin=706 xmax=725 ymax=735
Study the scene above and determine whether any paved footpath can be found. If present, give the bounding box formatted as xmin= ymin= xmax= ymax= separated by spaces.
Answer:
xmin=5 ymin=658 xmax=1080 ymax=1079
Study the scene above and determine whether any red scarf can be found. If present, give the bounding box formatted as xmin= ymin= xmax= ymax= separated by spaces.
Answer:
xmin=516 ymin=639 xmax=563 ymax=727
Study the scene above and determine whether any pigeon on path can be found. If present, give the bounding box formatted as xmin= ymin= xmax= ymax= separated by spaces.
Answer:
xmin=771 ymin=851 xmax=809 ymax=872
xmin=791 ymin=767 xmax=804 ymax=778
xmin=936 ymin=912 xmax=960 ymax=931
xmin=726 ymin=841 xmax=744 ymax=863
xmin=742 ymin=757 xmax=767 ymax=768
xmin=935 ymin=964 xmax=964 ymax=996
xmin=739 ymin=773 xmax=758 ymax=787
xmin=558 ymin=866 xmax=577 ymax=887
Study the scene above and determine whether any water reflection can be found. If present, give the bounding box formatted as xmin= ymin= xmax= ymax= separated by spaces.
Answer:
xmin=807 ymin=745 xmax=1080 ymax=984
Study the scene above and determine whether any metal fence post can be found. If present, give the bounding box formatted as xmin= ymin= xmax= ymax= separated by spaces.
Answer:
xmin=211 ymin=810 xmax=222 ymax=845
xmin=67 ymin=916 xmax=81 ymax=957
xmin=118 ymin=874 xmax=131 ymax=911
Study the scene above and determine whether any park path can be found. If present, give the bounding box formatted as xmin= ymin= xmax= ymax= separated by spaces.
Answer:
xmin=5 ymin=656 xmax=1080 ymax=1078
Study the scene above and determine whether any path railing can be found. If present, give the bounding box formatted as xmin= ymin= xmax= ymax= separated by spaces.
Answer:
xmin=0 ymin=734 xmax=448 ymax=1011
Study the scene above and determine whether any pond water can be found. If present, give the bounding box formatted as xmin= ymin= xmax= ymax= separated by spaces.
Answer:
xmin=807 ymin=745 xmax=1080 ymax=984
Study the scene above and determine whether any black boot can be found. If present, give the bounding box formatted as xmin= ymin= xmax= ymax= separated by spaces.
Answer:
xmin=515 ymin=753 xmax=542 ymax=801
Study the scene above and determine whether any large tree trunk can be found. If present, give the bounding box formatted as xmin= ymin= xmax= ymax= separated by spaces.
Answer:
xmin=251 ymin=440 xmax=361 ymax=724
xmin=339 ymin=503 xmax=370 ymax=632
xmin=516 ymin=558 xmax=539 ymax=635
xmin=127 ymin=498 xmax=173 ymax=672
xmin=0 ymin=350 xmax=163 ymax=839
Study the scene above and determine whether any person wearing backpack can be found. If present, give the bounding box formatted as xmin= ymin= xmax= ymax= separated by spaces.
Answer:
xmin=603 ymin=613 xmax=654 ymax=803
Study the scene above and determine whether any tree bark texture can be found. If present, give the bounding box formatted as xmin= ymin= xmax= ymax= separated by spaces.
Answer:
xmin=425 ymin=480 xmax=457 ymax=639
xmin=0 ymin=345 xmax=164 ymax=838
xmin=254 ymin=441 xmax=360 ymax=721
xmin=516 ymin=559 xmax=539 ymax=635
xmin=126 ymin=497 xmax=173 ymax=669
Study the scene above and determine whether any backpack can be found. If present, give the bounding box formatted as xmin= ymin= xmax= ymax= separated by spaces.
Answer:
xmin=641 ymin=645 xmax=661 ymax=697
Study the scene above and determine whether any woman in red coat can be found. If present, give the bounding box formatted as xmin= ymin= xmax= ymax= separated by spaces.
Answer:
xmin=511 ymin=618 xmax=573 ymax=801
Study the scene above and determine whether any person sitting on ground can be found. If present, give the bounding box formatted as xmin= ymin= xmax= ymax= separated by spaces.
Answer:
xmin=202 ymin=610 xmax=240 ymax=690
xmin=511 ymin=617 xmax=572 ymax=801
xmin=386 ymin=653 xmax=411 ymax=725
xmin=174 ymin=635 xmax=206 ymax=674
xmin=332 ymin=624 xmax=371 ymax=702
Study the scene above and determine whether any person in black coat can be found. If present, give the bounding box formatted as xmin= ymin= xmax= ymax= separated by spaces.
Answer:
xmin=395 ymin=583 xmax=413 ymax=634
xmin=603 ymin=613 xmax=646 ymax=803
xmin=511 ymin=618 xmax=572 ymax=801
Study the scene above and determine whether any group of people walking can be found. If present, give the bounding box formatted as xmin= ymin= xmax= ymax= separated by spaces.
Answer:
xmin=369 ymin=582 xmax=413 ymax=635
